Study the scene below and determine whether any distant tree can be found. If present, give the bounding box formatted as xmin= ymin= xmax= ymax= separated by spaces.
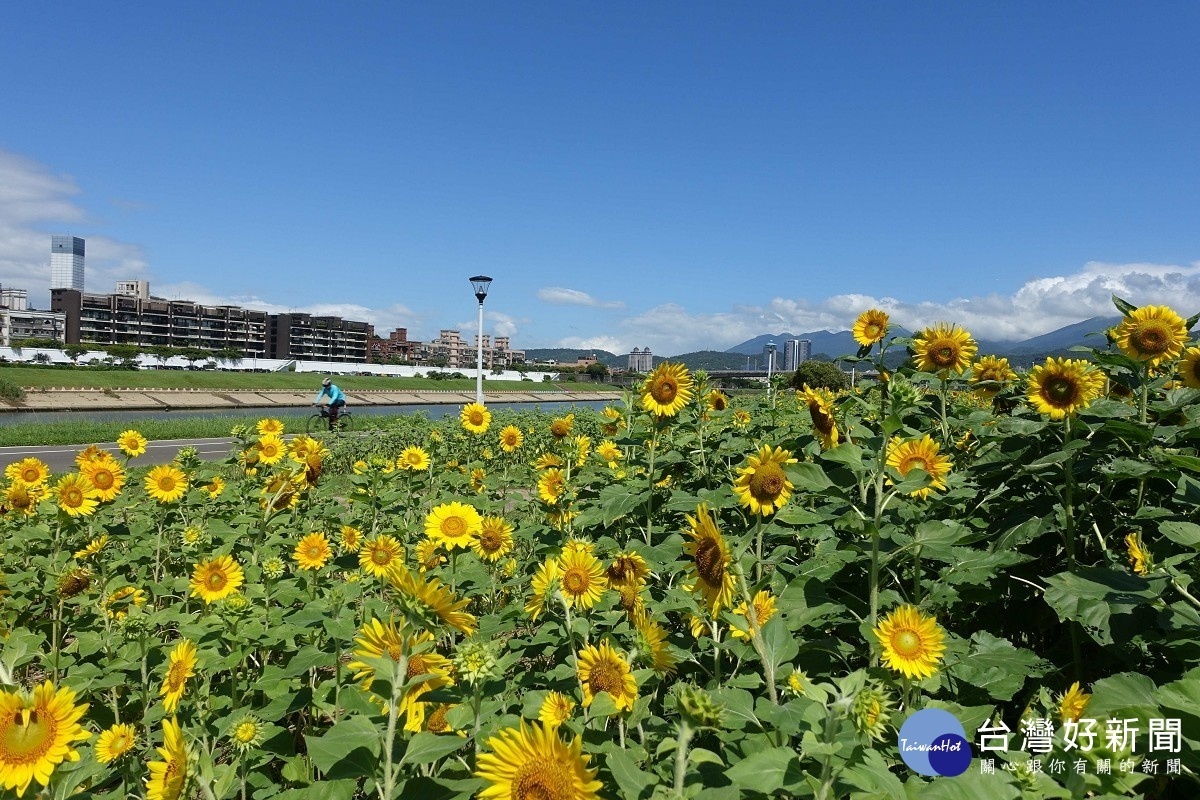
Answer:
xmin=147 ymin=344 xmax=175 ymax=367
xmin=64 ymin=344 xmax=89 ymax=364
xmin=104 ymin=344 xmax=142 ymax=369
xmin=11 ymin=337 xmax=62 ymax=350
xmin=790 ymin=361 xmax=849 ymax=392
xmin=584 ymin=362 xmax=609 ymax=378
xmin=217 ymin=346 xmax=244 ymax=367
xmin=31 ymin=353 xmax=52 ymax=364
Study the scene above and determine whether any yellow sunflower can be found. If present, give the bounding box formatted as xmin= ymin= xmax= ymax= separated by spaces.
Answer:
xmin=360 ymin=535 xmax=405 ymax=579
xmin=472 ymin=516 xmax=514 ymax=562
xmin=293 ymin=532 xmax=332 ymax=571
xmin=95 ymin=723 xmax=138 ymax=764
xmin=416 ymin=538 xmax=445 ymax=573
xmin=255 ymin=435 xmax=286 ymax=465
xmin=798 ymin=385 xmax=839 ymax=450
xmin=731 ymin=409 xmax=751 ymax=428
xmin=54 ymin=472 xmax=100 ymax=518
xmin=256 ymin=418 xmax=284 ymax=436
xmin=577 ymin=641 xmax=638 ymax=712
xmin=398 ymin=445 xmax=430 ymax=471
xmin=1125 ymin=532 xmax=1152 ymax=576
xmin=537 ymin=468 xmax=567 ymax=505
xmin=189 ymin=555 xmax=245 ymax=604
xmin=4 ymin=481 xmax=45 ymax=518
xmin=558 ymin=549 xmax=608 ymax=610
xmin=634 ymin=616 xmax=678 ymax=676
xmin=573 ymin=435 xmax=591 ymax=468
xmin=204 ymin=476 xmax=225 ymax=498
xmin=549 ymin=414 xmax=575 ymax=440
xmin=339 ymin=525 xmax=362 ymax=553
xmin=729 ymin=590 xmax=779 ymax=640
xmin=498 ymin=425 xmax=524 ymax=453
xmin=470 ymin=467 xmax=487 ymax=493
xmin=475 ymin=721 xmax=602 ymax=800
xmin=852 ymin=308 xmax=890 ymax=347
xmin=640 ymin=362 xmax=694 ymax=417
xmin=594 ymin=440 xmax=622 ymax=469
xmin=732 ymin=445 xmax=798 ymax=517
xmin=534 ymin=453 xmax=564 ymax=471
xmin=74 ymin=444 xmax=108 ymax=468
xmin=682 ymin=504 xmax=736 ymax=615
xmin=145 ymin=717 xmax=187 ymax=800
xmin=538 ymin=691 xmax=576 ymax=728
xmin=873 ymin=604 xmax=947 ymax=680
xmin=5 ymin=458 xmax=49 ymax=487
xmin=117 ymin=429 xmax=148 ymax=458
xmin=0 ymin=681 xmax=90 ymax=797
xmin=970 ymin=355 xmax=1017 ymax=398
xmin=525 ymin=557 xmax=560 ymax=621
xmin=348 ymin=621 xmax=454 ymax=728
xmin=105 ymin=586 xmax=147 ymax=620
xmin=425 ymin=502 xmax=483 ymax=551
xmin=160 ymin=639 xmax=198 ymax=713
xmin=913 ymin=323 xmax=977 ymax=374
xmin=1058 ymin=681 xmax=1092 ymax=723
xmin=606 ymin=551 xmax=649 ymax=590
xmin=886 ymin=435 xmax=952 ymax=500
xmin=460 ymin=402 xmax=492 ymax=435
xmin=389 ymin=567 xmax=477 ymax=634
xmin=73 ymin=534 xmax=109 ymax=560
xmin=1178 ymin=346 xmax=1200 ymax=389
xmin=1026 ymin=357 xmax=1106 ymax=419
xmin=707 ymin=389 xmax=729 ymax=412
xmin=145 ymin=465 xmax=189 ymax=504
xmin=615 ymin=583 xmax=646 ymax=621
xmin=1114 ymin=304 xmax=1188 ymax=366
xmin=80 ymin=458 xmax=124 ymax=503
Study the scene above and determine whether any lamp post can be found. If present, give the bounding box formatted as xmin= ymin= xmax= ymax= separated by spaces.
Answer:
xmin=766 ymin=340 xmax=777 ymax=408
xmin=469 ymin=275 xmax=492 ymax=405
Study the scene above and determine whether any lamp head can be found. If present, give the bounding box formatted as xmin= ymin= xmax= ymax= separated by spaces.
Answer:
xmin=470 ymin=275 xmax=493 ymax=303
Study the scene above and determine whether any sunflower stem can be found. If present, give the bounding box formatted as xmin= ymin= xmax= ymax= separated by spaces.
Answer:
xmin=753 ymin=518 xmax=765 ymax=584
xmin=671 ymin=718 xmax=694 ymax=797
xmin=378 ymin=653 xmax=408 ymax=800
xmin=710 ymin=620 xmax=721 ymax=684
xmin=1061 ymin=416 xmax=1083 ymax=682
xmin=559 ymin=593 xmax=587 ymax=721
xmin=644 ymin=426 xmax=659 ymax=545
xmin=912 ymin=544 xmax=922 ymax=604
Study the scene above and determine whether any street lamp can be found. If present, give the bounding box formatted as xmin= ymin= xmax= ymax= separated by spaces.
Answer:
xmin=469 ymin=275 xmax=492 ymax=404
xmin=766 ymin=340 xmax=777 ymax=408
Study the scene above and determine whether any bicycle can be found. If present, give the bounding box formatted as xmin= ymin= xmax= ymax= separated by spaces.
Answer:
xmin=306 ymin=405 xmax=354 ymax=434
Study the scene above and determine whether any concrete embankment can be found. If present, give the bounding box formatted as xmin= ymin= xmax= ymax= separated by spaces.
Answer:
xmin=0 ymin=388 xmax=621 ymax=413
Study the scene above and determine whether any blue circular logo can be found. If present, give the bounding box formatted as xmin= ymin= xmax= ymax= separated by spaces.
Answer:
xmin=898 ymin=709 xmax=972 ymax=777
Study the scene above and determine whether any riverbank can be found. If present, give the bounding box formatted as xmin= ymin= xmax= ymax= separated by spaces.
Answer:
xmin=0 ymin=387 xmax=620 ymax=413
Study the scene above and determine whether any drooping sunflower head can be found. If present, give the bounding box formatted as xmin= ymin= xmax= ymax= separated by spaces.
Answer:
xmin=398 ymin=445 xmax=431 ymax=471
xmin=460 ymin=402 xmax=492 ymax=435
xmin=525 ymin=557 xmax=561 ymax=621
xmin=970 ymin=355 xmax=1017 ymax=398
xmin=145 ymin=465 xmax=189 ymax=504
xmin=1026 ymin=357 xmax=1106 ymax=419
xmin=606 ymin=551 xmax=649 ymax=589
xmin=475 ymin=721 xmax=603 ymax=800
xmin=117 ymin=429 xmax=148 ymax=458
xmin=872 ymin=604 xmax=947 ymax=680
xmin=1124 ymin=531 xmax=1152 ymax=576
xmin=190 ymin=555 xmax=245 ymax=604
xmin=799 ymin=385 xmax=839 ymax=450
xmin=56 ymin=567 xmax=92 ymax=598
xmin=549 ymin=414 xmax=574 ymax=439
xmin=729 ymin=590 xmax=779 ymax=640
xmin=472 ymin=516 xmax=514 ymax=562
xmin=425 ymin=502 xmax=483 ymax=551
xmin=885 ymin=435 xmax=952 ymax=500
xmin=390 ymin=567 xmax=478 ymax=634
xmin=73 ymin=534 xmax=109 ymax=561
xmin=159 ymin=639 xmax=198 ymax=713
xmin=4 ymin=480 xmax=45 ymax=517
xmin=634 ymin=616 xmax=678 ymax=676
xmin=852 ymin=308 xmax=890 ymax=347
xmin=416 ymin=538 xmax=446 ymax=573
xmin=1114 ymin=304 xmax=1188 ymax=366
xmin=74 ymin=444 xmax=108 ymax=469
xmin=913 ymin=323 xmax=977 ymax=374
xmin=146 ymin=716 xmax=187 ymax=800
xmin=557 ymin=548 xmax=608 ymax=611
xmin=733 ymin=445 xmax=798 ymax=517
xmin=706 ymin=389 xmax=729 ymax=412
xmin=731 ymin=409 xmax=751 ymax=428
xmin=0 ymin=681 xmax=92 ymax=796
xmin=682 ymin=504 xmax=736 ymax=615
xmin=641 ymin=362 xmax=695 ymax=417
xmin=204 ymin=476 xmax=225 ymax=498
xmin=6 ymin=457 xmax=50 ymax=488
xmin=293 ymin=532 xmax=332 ymax=571
xmin=577 ymin=640 xmax=638 ymax=712
xmin=105 ymin=586 xmax=147 ymax=620
xmin=1058 ymin=682 xmax=1092 ymax=723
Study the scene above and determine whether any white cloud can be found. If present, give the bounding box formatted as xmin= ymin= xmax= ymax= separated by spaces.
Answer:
xmin=557 ymin=335 xmax=625 ymax=353
xmin=537 ymin=286 xmax=625 ymax=309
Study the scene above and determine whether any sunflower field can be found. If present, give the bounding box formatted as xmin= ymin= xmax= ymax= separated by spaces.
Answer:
xmin=1 ymin=296 xmax=1198 ymax=800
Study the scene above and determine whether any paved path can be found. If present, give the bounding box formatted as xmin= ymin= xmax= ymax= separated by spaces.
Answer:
xmin=0 ymin=437 xmax=237 ymax=474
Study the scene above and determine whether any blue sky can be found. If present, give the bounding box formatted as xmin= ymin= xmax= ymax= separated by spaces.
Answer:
xmin=3 ymin=2 xmax=1199 ymax=355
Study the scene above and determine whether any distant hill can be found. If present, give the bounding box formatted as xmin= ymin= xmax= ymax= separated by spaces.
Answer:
xmin=523 ymin=348 xmax=621 ymax=366
xmin=668 ymin=350 xmax=752 ymax=371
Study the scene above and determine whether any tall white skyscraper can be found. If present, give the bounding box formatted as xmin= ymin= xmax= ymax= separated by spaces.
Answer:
xmin=50 ymin=236 xmax=85 ymax=292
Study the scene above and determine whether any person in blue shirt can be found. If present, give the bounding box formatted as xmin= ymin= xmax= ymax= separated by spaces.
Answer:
xmin=314 ymin=378 xmax=346 ymax=430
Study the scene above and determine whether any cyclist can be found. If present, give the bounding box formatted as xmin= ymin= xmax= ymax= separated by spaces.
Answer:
xmin=313 ymin=378 xmax=346 ymax=430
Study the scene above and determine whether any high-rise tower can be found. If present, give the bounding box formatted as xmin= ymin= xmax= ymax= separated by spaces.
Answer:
xmin=50 ymin=236 xmax=85 ymax=292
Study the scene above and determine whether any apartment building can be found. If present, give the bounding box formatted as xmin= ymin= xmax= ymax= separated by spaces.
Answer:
xmin=268 ymin=313 xmax=370 ymax=362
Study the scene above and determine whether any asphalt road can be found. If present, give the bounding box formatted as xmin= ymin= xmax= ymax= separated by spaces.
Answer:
xmin=0 ymin=437 xmax=237 ymax=474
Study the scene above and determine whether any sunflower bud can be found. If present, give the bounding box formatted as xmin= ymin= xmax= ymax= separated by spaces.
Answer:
xmin=229 ymin=713 xmax=266 ymax=752
xmin=261 ymin=557 xmax=286 ymax=580
xmin=454 ymin=638 xmax=500 ymax=686
xmin=852 ymin=684 xmax=893 ymax=742
xmin=676 ymin=685 xmax=724 ymax=729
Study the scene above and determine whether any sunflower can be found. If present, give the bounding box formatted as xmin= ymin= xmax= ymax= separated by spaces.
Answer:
xmin=256 ymin=418 xmax=284 ymax=436
xmin=4 ymin=481 xmax=45 ymax=517
xmin=641 ymin=362 xmax=694 ymax=417
xmin=525 ymin=557 xmax=560 ymax=621
xmin=349 ymin=621 xmax=454 ymax=728
xmin=852 ymin=684 xmax=894 ymax=742
xmin=733 ymin=445 xmax=797 ymax=517
xmin=615 ymin=583 xmax=646 ymax=621
xmin=634 ymin=616 xmax=678 ymax=676
xmin=852 ymin=308 xmax=890 ymax=347
xmin=424 ymin=704 xmax=461 ymax=735
xmin=229 ymin=714 xmax=266 ymax=752
xmin=74 ymin=444 xmax=108 ymax=468
xmin=1125 ymin=532 xmax=1152 ymax=576
xmin=117 ymin=429 xmax=148 ymax=458
xmin=558 ymin=549 xmax=608 ymax=610
xmin=339 ymin=525 xmax=362 ymax=553
xmin=606 ymin=551 xmax=649 ymax=589
xmin=5 ymin=458 xmax=49 ymax=488
xmin=473 ymin=516 xmax=514 ymax=562
xmin=1179 ymin=346 xmax=1200 ymax=389
xmin=394 ymin=445 xmax=428 ymax=472
xmin=498 ymin=425 xmax=524 ymax=453
xmin=537 ymin=468 xmax=567 ymax=505
xmin=799 ymin=385 xmax=839 ymax=450
xmin=547 ymin=506 xmax=578 ymax=531
xmin=970 ymin=355 xmax=1016 ymax=398
xmin=389 ymin=567 xmax=477 ymax=634
xmin=259 ymin=472 xmax=304 ymax=512
xmin=1026 ymin=357 xmax=1106 ymax=419
xmin=1058 ymin=682 xmax=1092 ymax=723
xmin=0 ymin=681 xmax=90 ymax=797
xmin=73 ymin=534 xmax=109 ymax=560
xmin=460 ymin=402 xmax=492 ymax=435
xmin=538 ymin=692 xmax=576 ymax=728
xmin=293 ymin=532 xmax=332 ymax=571
xmin=160 ymin=639 xmax=198 ymax=713
xmin=594 ymin=440 xmax=622 ymax=469
xmin=425 ymin=502 xmax=483 ymax=551
xmin=577 ymin=641 xmax=638 ymax=712
xmin=913 ymin=323 xmax=977 ymax=374
xmin=360 ymin=535 xmax=405 ymax=579
xmin=54 ymin=473 xmax=100 ymax=517
xmin=732 ymin=409 xmax=751 ymax=428
xmin=80 ymin=458 xmax=124 ymax=503
xmin=873 ymin=605 xmax=947 ymax=680
xmin=470 ymin=467 xmax=487 ymax=493
xmin=189 ymin=555 xmax=245 ymax=604
xmin=255 ymin=435 xmax=286 ymax=465
xmin=145 ymin=717 xmax=187 ymax=800
xmin=416 ymin=538 xmax=446 ymax=573
xmin=599 ymin=405 xmax=625 ymax=435
xmin=476 ymin=721 xmax=602 ymax=800
xmin=683 ymin=504 xmax=736 ymax=615
xmin=105 ymin=586 xmax=147 ymax=620
xmin=729 ymin=590 xmax=778 ymax=640
xmin=204 ymin=476 xmax=225 ymax=498
xmin=1114 ymin=304 xmax=1188 ymax=366
xmin=573 ymin=435 xmax=591 ymax=468
xmin=707 ymin=389 xmax=729 ymax=412
xmin=95 ymin=723 xmax=138 ymax=764
xmin=145 ymin=465 xmax=189 ymax=504
xmin=886 ymin=435 xmax=952 ymax=500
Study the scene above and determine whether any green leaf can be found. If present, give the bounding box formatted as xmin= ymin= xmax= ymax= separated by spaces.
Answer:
xmin=724 ymin=747 xmax=801 ymax=794
xmin=1164 ymin=453 xmax=1200 ymax=474
xmin=1112 ymin=294 xmax=1138 ymax=315
xmin=952 ymin=632 xmax=1052 ymax=701
xmin=401 ymin=731 xmax=467 ymax=765
xmin=785 ymin=463 xmax=833 ymax=492
xmin=272 ymin=780 xmax=359 ymax=800
xmin=587 ymin=691 xmax=620 ymax=718
xmin=1159 ymin=521 xmax=1200 ymax=548
xmin=1043 ymin=568 xmax=1165 ymax=646
xmin=907 ymin=767 xmax=1023 ymax=799
xmin=303 ymin=715 xmax=380 ymax=780
xmin=598 ymin=484 xmax=650 ymax=526
xmin=605 ymin=748 xmax=657 ymax=800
